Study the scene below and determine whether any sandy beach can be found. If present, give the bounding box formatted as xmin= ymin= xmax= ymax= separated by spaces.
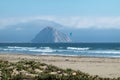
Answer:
xmin=0 ymin=53 xmax=120 ymax=78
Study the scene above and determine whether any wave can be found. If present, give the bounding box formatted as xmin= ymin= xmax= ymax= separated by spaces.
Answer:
xmin=5 ymin=46 xmax=55 ymax=53
xmin=7 ymin=46 xmax=36 ymax=50
xmin=40 ymin=53 xmax=78 ymax=57
xmin=90 ymin=50 xmax=120 ymax=54
xmin=29 ymin=48 xmax=55 ymax=53
xmin=0 ymin=46 xmax=120 ymax=58
xmin=67 ymin=47 xmax=90 ymax=51
xmin=2 ymin=46 xmax=120 ymax=54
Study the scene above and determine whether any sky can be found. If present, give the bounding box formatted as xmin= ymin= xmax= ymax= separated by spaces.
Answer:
xmin=1 ymin=0 xmax=120 ymax=29
xmin=1 ymin=0 xmax=120 ymax=17
xmin=0 ymin=0 xmax=120 ymax=42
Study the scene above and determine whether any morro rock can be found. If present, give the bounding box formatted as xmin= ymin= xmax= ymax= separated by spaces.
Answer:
xmin=32 ymin=27 xmax=71 ymax=43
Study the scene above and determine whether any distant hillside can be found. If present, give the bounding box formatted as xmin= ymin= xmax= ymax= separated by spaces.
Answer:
xmin=32 ymin=27 xmax=71 ymax=43
xmin=0 ymin=19 xmax=120 ymax=43
xmin=0 ymin=20 xmax=65 ymax=42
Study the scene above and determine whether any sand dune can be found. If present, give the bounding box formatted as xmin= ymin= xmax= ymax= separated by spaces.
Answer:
xmin=0 ymin=53 xmax=120 ymax=78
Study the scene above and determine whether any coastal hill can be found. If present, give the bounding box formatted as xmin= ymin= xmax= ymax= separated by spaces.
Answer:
xmin=0 ymin=20 xmax=65 ymax=43
xmin=32 ymin=27 xmax=72 ymax=43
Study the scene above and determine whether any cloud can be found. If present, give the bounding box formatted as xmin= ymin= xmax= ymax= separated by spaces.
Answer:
xmin=54 ymin=16 xmax=120 ymax=29
xmin=0 ymin=16 xmax=120 ymax=29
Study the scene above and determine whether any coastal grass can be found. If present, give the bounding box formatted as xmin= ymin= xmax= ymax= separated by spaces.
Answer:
xmin=0 ymin=60 xmax=120 ymax=80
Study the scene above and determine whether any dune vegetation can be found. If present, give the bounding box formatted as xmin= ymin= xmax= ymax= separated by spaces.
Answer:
xmin=0 ymin=60 xmax=120 ymax=80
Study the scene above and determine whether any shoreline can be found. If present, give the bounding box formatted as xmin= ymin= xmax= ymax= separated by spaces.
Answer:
xmin=0 ymin=52 xmax=120 ymax=59
xmin=0 ymin=53 xmax=120 ymax=78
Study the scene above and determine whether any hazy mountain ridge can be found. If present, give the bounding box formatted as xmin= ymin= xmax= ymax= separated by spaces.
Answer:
xmin=0 ymin=20 xmax=66 ymax=42
xmin=32 ymin=27 xmax=71 ymax=43
xmin=0 ymin=19 xmax=120 ymax=42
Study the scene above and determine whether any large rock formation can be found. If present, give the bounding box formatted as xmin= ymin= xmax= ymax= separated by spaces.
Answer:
xmin=32 ymin=27 xmax=71 ymax=43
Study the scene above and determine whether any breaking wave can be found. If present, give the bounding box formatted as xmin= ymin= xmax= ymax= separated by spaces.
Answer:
xmin=67 ymin=47 xmax=90 ymax=50
xmin=0 ymin=44 xmax=120 ymax=58
xmin=28 ymin=47 xmax=55 ymax=53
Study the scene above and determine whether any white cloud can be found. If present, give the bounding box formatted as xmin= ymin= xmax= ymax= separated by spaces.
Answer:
xmin=0 ymin=16 xmax=120 ymax=29
xmin=54 ymin=16 xmax=120 ymax=29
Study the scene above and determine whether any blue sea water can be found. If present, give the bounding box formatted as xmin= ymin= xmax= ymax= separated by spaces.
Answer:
xmin=0 ymin=43 xmax=120 ymax=58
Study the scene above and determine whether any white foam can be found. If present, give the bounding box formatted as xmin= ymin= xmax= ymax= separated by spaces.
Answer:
xmin=8 ymin=46 xmax=36 ymax=49
xmin=8 ymin=46 xmax=21 ymax=49
xmin=39 ymin=53 xmax=79 ymax=57
xmin=90 ymin=50 xmax=120 ymax=54
xmin=67 ymin=47 xmax=90 ymax=51
xmin=1 ymin=46 xmax=120 ymax=58
xmin=29 ymin=47 xmax=55 ymax=53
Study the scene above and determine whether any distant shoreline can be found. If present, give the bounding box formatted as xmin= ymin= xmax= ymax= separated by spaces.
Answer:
xmin=0 ymin=53 xmax=120 ymax=78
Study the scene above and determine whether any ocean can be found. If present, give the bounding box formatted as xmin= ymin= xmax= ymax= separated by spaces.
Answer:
xmin=0 ymin=43 xmax=120 ymax=58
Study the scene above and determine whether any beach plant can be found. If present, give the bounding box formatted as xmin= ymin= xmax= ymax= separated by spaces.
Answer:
xmin=11 ymin=73 xmax=23 ymax=80
xmin=0 ymin=60 xmax=120 ymax=80
xmin=1 ymin=68 xmax=12 ymax=80
xmin=40 ymin=62 xmax=46 ymax=66
xmin=35 ymin=73 xmax=57 ymax=80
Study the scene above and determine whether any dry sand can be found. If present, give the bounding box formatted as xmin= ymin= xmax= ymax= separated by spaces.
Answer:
xmin=0 ymin=53 xmax=120 ymax=78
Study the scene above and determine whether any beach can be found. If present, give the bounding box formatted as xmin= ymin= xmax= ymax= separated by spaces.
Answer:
xmin=0 ymin=53 xmax=120 ymax=78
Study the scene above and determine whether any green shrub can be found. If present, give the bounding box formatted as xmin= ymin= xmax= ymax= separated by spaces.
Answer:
xmin=0 ymin=60 xmax=120 ymax=80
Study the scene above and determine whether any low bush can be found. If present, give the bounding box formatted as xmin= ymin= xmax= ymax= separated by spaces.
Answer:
xmin=0 ymin=60 xmax=120 ymax=80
